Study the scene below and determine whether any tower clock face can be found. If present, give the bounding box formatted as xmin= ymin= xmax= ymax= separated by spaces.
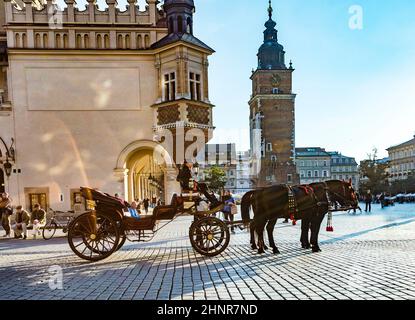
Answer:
xmin=271 ymin=74 xmax=281 ymax=87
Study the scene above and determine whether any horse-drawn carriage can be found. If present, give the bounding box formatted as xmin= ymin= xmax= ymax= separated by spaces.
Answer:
xmin=67 ymin=183 xmax=233 ymax=261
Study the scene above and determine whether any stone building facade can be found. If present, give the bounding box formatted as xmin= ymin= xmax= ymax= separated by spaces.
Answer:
xmin=328 ymin=151 xmax=359 ymax=190
xmin=295 ymin=148 xmax=331 ymax=185
xmin=387 ymin=135 xmax=415 ymax=182
xmin=249 ymin=1 xmax=298 ymax=187
xmin=0 ymin=0 xmax=215 ymax=211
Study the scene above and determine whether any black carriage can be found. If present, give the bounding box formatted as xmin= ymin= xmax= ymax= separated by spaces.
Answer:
xmin=67 ymin=183 xmax=231 ymax=261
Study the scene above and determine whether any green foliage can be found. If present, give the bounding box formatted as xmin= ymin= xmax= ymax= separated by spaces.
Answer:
xmin=203 ymin=166 xmax=227 ymax=193
xmin=359 ymin=148 xmax=389 ymax=194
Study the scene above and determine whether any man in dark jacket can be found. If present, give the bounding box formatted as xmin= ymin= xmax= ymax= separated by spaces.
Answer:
xmin=177 ymin=161 xmax=192 ymax=191
xmin=13 ymin=206 xmax=30 ymax=239
xmin=365 ymin=191 xmax=372 ymax=213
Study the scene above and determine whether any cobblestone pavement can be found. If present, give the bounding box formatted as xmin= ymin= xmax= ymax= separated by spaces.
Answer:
xmin=1 ymin=203 xmax=415 ymax=300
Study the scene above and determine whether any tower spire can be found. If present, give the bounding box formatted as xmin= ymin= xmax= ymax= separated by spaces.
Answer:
xmin=268 ymin=0 xmax=273 ymax=19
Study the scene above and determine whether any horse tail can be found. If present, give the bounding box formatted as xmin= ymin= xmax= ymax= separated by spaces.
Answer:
xmin=241 ymin=190 xmax=255 ymax=223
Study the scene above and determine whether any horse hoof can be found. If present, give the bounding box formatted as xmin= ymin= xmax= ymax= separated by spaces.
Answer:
xmin=263 ymin=246 xmax=269 ymax=251
xmin=312 ymin=246 xmax=322 ymax=253
xmin=258 ymin=249 xmax=265 ymax=254
xmin=251 ymin=244 xmax=257 ymax=250
xmin=273 ymin=248 xmax=280 ymax=254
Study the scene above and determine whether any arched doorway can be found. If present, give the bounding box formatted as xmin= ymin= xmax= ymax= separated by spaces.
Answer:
xmin=115 ymin=140 xmax=180 ymax=204
xmin=127 ymin=148 xmax=165 ymax=204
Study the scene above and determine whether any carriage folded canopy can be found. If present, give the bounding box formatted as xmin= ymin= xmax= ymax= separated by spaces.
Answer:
xmin=80 ymin=187 xmax=129 ymax=214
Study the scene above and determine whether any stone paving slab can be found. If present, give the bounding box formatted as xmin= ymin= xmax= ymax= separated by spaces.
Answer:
xmin=1 ymin=203 xmax=415 ymax=300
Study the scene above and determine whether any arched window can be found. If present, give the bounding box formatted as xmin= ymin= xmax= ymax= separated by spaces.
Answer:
xmin=104 ymin=34 xmax=110 ymax=49
xmin=177 ymin=16 xmax=183 ymax=33
xmin=35 ymin=33 xmax=41 ymax=48
xmin=125 ymin=35 xmax=130 ymax=49
xmin=137 ymin=34 xmax=142 ymax=49
xmin=43 ymin=33 xmax=48 ymax=49
xmin=56 ymin=34 xmax=61 ymax=49
xmin=144 ymin=34 xmax=150 ymax=48
xmin=97 ymin=34 xmax=102 ymax=49
xmin=117 ymin=34 xmax=123 ymax=49
xmin=83 ymin=34 xmax=89 ymax=49
xmin=169 ymin=17 xmax=174 ymax=32
xmin=76 ymin=34 xmax=82 ymax=49
xmin=21 ymin=33 xmax=27 ymax=48
xmin=63 ymin=34 xmax=69 ymax=49
xmin=15 ymin=33 xmax=20 ymax=47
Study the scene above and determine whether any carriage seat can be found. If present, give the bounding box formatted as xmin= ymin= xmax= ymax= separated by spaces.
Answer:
xmin=122 ymin=194 xmax=180 ymax=230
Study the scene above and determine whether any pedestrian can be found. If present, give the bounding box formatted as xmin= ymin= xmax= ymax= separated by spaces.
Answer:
xmin=0 ymin=192 xmax=13 ymax=238
xmin=30 ymin=203 xmax=46 ymax=239
xmin=143 ymin=198 xmax=149 ymax=214
xmin=365 ymin=190 xmax=372 ymax=213
xmin=222 ymin=190 xmax=236 ymax=233
xmin=12 ymin=206 xmax=30 ymax=239
xmin=379 ymin=192 xmax=386 ymax=209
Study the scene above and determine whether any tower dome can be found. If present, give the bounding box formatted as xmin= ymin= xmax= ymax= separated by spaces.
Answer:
xmin=257 ymin=1 xmax=286 ymax=70
xmin=163 ymin=0 xmax=195 ymax=35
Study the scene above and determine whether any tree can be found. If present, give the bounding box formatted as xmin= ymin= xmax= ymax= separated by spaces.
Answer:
xmin=203 ymin=166 xmax=227 ymax=193
xmin=359 ymin=148 xmax=389 ymax=195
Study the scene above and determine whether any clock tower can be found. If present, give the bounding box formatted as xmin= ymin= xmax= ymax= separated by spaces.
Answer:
xmin=249 ymin=1 xmax=299 ymax=187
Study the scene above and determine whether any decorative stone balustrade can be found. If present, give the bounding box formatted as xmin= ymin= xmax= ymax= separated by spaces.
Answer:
xmin=4 ymin=0 xmax=167 ymax=49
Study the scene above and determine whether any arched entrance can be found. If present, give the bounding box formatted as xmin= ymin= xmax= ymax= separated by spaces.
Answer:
xmin=115 ymin=140 xmax=180 ymax=204
xmin=127 ymin=148 xmax=165 ymax=204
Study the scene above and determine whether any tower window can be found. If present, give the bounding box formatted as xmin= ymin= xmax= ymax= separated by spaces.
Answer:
xmin=272 ymin=88 xmax=279 ymax=94
xmin=177 ymin=16 xmax=183 ymax=33
xmin=164 ymin=72 xmax=176 ymax=101
xmin=189 ymin=72 xmax=201 ymax=101
xmin=287 ymin=174 xmax=293 ymax=183
xmin=267 ymin=143 xmax=272 ymax=152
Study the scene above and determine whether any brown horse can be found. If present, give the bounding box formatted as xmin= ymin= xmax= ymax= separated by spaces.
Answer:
xmin=241 ymin=180 xmax=358 ymax=254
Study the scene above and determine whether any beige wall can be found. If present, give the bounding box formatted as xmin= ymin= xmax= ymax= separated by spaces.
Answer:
xmin=6 ymin=51 xmax=158 ymax=210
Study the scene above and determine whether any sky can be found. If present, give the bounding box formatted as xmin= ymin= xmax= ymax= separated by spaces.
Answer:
xmin=55 ymin=0 xmax=415 ymax=161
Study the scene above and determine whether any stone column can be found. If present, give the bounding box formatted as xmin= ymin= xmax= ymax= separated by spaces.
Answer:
xmin=127 ymin=0 xmax=136 ymax=23
xmin=164 ymin=167 xmax=180 ymax=204
xmin=64 ymin=0 xmax=75 ymax=23
xmin=106 ymin=0 xmax=117 ymax=24
xmin=203 ymin=55 xmax=210 ymax=102
xmin=147 ymin=0 xmax=157 ymax=26
xmin=22 ymin=0 xmax=33 ymax=23
xmin=114 ymin=168 xmax=129 ymax=201
xmin=87 ymin=0 xmax=96 ymax=23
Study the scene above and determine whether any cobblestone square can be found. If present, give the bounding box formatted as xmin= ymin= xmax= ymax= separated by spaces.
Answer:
xmin=1 ymin=203 xmax=415 ymax=300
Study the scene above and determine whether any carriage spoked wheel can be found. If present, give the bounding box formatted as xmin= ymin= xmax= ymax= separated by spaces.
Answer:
xmin=189 ymin=217 xmax=230 ymax=257
xmin=67 ymin=212 xmax=120 ymax=261
xmin=42 ymin=221 xmax=57 ymax=240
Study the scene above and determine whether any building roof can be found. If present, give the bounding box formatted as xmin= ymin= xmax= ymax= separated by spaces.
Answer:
xmin=386 ymin=136 xmax=415 ymax=151
xmin=295 ymin=147 xmax=330 ymax=157
xmin=151 ymin=33 xmax=215 ymax=52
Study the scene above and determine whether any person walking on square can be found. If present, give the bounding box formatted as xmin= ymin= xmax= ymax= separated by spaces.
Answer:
xmin=143 ymin=198 xmax=150 ymax=214
xmin=30 ymin=204 xmax=46 ymax=239
xmin=365 ymin=190 xmax=372 ymax=213
xmin=0 ymin=192 xmax=13 ymax=238
xmin=12 ymin=206 xmax=30 ymax=239
xmin=222 ymin=190 xmax=236 ymax=234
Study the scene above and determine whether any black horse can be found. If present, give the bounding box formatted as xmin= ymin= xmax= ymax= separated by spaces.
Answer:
xmin=241 ymin=180 xmax=358 ymax=254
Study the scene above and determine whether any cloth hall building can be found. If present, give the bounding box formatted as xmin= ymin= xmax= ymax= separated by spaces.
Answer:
xmin=0 ymin=0 xmax=215 ymax=211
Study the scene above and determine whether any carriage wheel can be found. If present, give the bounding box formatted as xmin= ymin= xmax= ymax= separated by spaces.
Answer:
xmin=189 ymin=217 xmax=230 ymax=257
xmin=42 ymin=221 xmax=57 ymax=240
xmin=67 ymin=212 xmax=120 ymax=261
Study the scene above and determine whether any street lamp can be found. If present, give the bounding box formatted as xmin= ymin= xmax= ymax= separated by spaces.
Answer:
xmin=3 ymin=160 xmax=12 ymax=178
